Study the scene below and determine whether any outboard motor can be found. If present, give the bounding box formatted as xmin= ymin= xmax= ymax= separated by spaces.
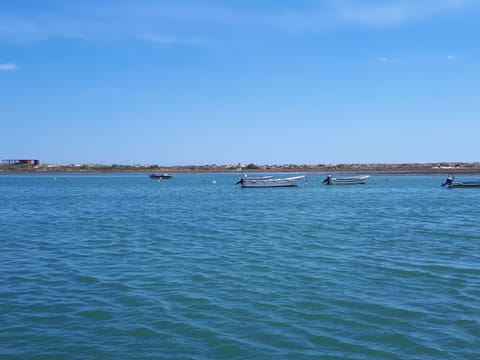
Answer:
xmin=235 ymin=175 xmax=247 ymax=185
xmin=441 ymin=176 xmax=454 ymax=187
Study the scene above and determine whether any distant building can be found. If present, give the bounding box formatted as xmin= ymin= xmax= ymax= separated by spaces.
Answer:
xmin=2 ymin=159 xmax=40 ymax=165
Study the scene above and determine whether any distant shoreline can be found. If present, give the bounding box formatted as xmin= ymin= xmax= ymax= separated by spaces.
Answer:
xmin=2 ymin=163 xmax=480 ymax=175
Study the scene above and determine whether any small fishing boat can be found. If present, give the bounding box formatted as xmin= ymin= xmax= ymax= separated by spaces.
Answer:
xmin=235 ymin=175 xmax=273 ymax=183
xmin=236 ymin=175 xmax=305 ymax=188
xmin=442 ymin=176 xmax=480 ymax=188
xmin=149 ymin=173 xmax=172 ymax=180
xmin=322 ymin=175 xmax=370 ymax=185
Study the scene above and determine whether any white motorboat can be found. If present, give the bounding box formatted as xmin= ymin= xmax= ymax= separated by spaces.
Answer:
xmin=322 ymin=175 xmax=370 ymax=185
xmin=442 ymin=176 xmax=480 ymax=188
xmin=236 ymin=175 xmax=305 ymax=188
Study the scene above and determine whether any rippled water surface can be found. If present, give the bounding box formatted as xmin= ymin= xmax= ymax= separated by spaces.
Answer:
xmin=1 ymin=173 xmax=480 ymax=359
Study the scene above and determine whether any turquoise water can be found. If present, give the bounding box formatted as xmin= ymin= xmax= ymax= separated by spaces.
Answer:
xmin=1 ymin=173 xmax=479 ymax=359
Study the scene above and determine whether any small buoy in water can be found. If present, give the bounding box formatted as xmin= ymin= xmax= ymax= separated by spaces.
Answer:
xmin=212 ymin=180 xmax=217 ymax=185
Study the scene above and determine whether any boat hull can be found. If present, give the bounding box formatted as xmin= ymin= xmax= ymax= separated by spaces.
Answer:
xmin=324 ymin=175 xmax=369 ymax=185
xmin=150 ymin=173 xmax=172 ymax=179
xmin=448 ymin=182 xmax=480 ymax=188
xmin=240 ymin=176 xmax=305 ymax=188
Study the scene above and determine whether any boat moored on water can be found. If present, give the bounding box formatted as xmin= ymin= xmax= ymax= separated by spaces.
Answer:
xmin=236 ymin=175 xmax=305 ymax=188
xmin=322 ymin=175 xmax=370 ymax=185
xmin=149 ymin=173 xmax=172 ymax=180
xmin=442 ymin=176 xmax=480 ymax=188
xmin=235 ymin=175 xmax=273 ymax=183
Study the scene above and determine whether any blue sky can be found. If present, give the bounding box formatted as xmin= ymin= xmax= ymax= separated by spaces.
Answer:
xmin=1 ymin=0 xmax=479 ymax=165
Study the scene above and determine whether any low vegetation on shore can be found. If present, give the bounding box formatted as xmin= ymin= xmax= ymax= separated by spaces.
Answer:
xmin=1 ymin=162 xmax=480 ymax=174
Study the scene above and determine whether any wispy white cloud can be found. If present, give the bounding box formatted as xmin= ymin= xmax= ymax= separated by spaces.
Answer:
xmin=333 ymin=0 xmax=473 ymax=26
xmin=199 ymin=0 xmax=477 ymax=31
xmin=376 ymin=54 xmax=459 ymax=63
xmin=0 ymin=14 xmax=103 ymax=43
xmin=0 ymin=0 xmax=476 ymax=44
xmin=139 ymin=33 xmax=214 ymax=47
xmin=0 ymin=3 xmax=217 ymax=45
xmin=0 ymin=63 xmax=16 ymax=71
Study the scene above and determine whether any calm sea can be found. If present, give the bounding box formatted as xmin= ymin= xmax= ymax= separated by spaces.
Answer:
xmin=1 ymin=173 xmax=479 ymax=359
